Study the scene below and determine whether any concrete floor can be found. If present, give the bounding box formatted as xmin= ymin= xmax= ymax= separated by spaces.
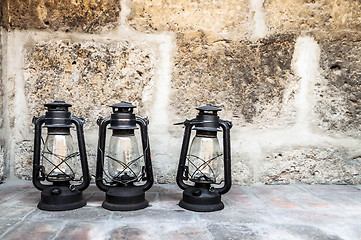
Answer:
xmin=0 ymin=179 xmax=361 ymax=240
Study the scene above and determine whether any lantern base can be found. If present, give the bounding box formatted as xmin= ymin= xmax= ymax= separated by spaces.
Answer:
xmin=102 ymin=186 xmax=148 ymax=211
xmin=179 ymin=187 xmax=224 ymax=212
xmin=38 ymin=186 xmax=86 ymax=211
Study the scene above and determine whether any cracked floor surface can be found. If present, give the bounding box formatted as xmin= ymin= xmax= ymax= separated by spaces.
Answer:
xmin=0 ymin=179 xmax=360 ymax=239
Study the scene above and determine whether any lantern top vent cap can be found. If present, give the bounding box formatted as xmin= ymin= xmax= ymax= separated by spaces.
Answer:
xmin=44 ymin=101 xmax=72 ymax=110
xmin=43 ymin=101 xmax=73 ymax=128
xmin=110 ymin=102 xmax=136 ymax=113
xmin=196 ymin=105 xmax=221 ymax=113
xmin=110 ymin=101 xmax=136 ymax=109
xmin=193 ymin=104 xmax=221 ymax=131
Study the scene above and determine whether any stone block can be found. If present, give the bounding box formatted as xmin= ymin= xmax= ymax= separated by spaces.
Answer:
xmin=207 ymin=223 xmax=260 ymax=240
xmin=0 ymin=29 xmax=2 ymax=129
xmin=0 ymin=219 xmax=20 ymax=236
xmin=30 ymin=206 xmax=112 ymax=221
xmin=281 ymin=225 xmax=343 ymax=240
xmin=313 ymin=32 xmax=361 ymax=138
xmin=0 ymin=205 xmax=34 ymax=219
xmin=3 ymin=188 xmax=40 ymax=207
xmin=172 ymin=32 xmax=297 ymax=127
xmin=231 ymin=149 xmax=258 ymax=185
xmin=25 ymin=39 xmax=157 ymax=127
xmin=162 ymin=224 xmax=212 ymax=240
xmin=0 ymin=2 xmax=6 ymax=28
xmin=108 ymin=226 xmax=156 ymax=240
xmin=0 ymin=142 xmax=3 ymax=182
xmin=156 ymin=192 xmax=182 ymax=210
xmin=264 ymin=0 xmax=361 ymax=33
xmin=225 ymin=186 xmax=268 ymax=210
xmin=0 ymin=180 xmax=32 ymax=204
xmin=128 ymin=0 xmax=250 ymax=40
xmin=249 ymin=185 xmax=302 ymax=209
xmin=261 ymin=147 xmax=361 ymax=184
xmin=0 ymin=28 xmax=3 ymax=181
xmin=111 ymin=208 xmax=198 ymax=224
xmin=14 ymin=140 xmax=33 ymax=180
xmin=3 ymin=0 xmax=120 ymax=33
xmin=198 ymin=208 xmax=274 ymax=224
xmin=53 ymin=222 xmax=96 ymax=240
xmin=1 ymin=220 xmax=63 ymax=240
xmin=277 ymin=186 xmax=333 ymax=210
xmin=298 ymin=185 xmax=361 ymax=210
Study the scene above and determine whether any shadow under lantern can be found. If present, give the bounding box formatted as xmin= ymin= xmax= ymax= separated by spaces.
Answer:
xmin=176 ymin=105 xmax=232 ymax=212
xmin=96 ymin=102 xmax=153 ymax=211
xmin=32 ymin=101 xmax=90 ymax=211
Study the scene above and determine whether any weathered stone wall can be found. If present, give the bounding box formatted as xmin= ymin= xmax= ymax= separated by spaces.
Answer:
xmin=3 ymin=0 xmax=121 ymax=33
xmin=0 ymin=27 xmax=3 ymax=180
xmin=0 ymin=0 xmax=360 ymax=184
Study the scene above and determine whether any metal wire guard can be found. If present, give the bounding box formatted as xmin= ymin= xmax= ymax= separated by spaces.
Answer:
xmin=186 ymin=153 xmax=223 ymax=184
xmin=38 ymin=136 xmax=82 ymax=181
xmin=102 ymin=151 xmax=145 ymax=185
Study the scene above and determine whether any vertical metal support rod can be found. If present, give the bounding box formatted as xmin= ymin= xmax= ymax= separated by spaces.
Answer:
xmin=71 ymin=117 xmax=90 ymax=191
xmin=218 ymin=120 xmax=232 ymax=195
xmin=176 ymin=120 xmax=194 ymax=190
xmin=32 ymin=116 xmax=46 ymax=191
xmin=136 ymin=117 xmax=153 ymax=191
xmin=95 ymin=118 xmax=111 ymax=192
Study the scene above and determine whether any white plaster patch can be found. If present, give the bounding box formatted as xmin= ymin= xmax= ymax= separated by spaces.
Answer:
xmin=292 ymin=35 xmax=321 ymax=130
xmin=249 ymin=0 xmax=268 ymax=41
xmin=120 ymin=0 xmax=132 ymax=25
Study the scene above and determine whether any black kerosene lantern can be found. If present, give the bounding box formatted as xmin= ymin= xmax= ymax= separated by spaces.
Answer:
xmin=176 ymin=105 xmax=232 ymax=212
xmin=96 ymin=102 xmax=153 ymax=211
xmin=32 ymin=101 xmax=90 ymax=211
